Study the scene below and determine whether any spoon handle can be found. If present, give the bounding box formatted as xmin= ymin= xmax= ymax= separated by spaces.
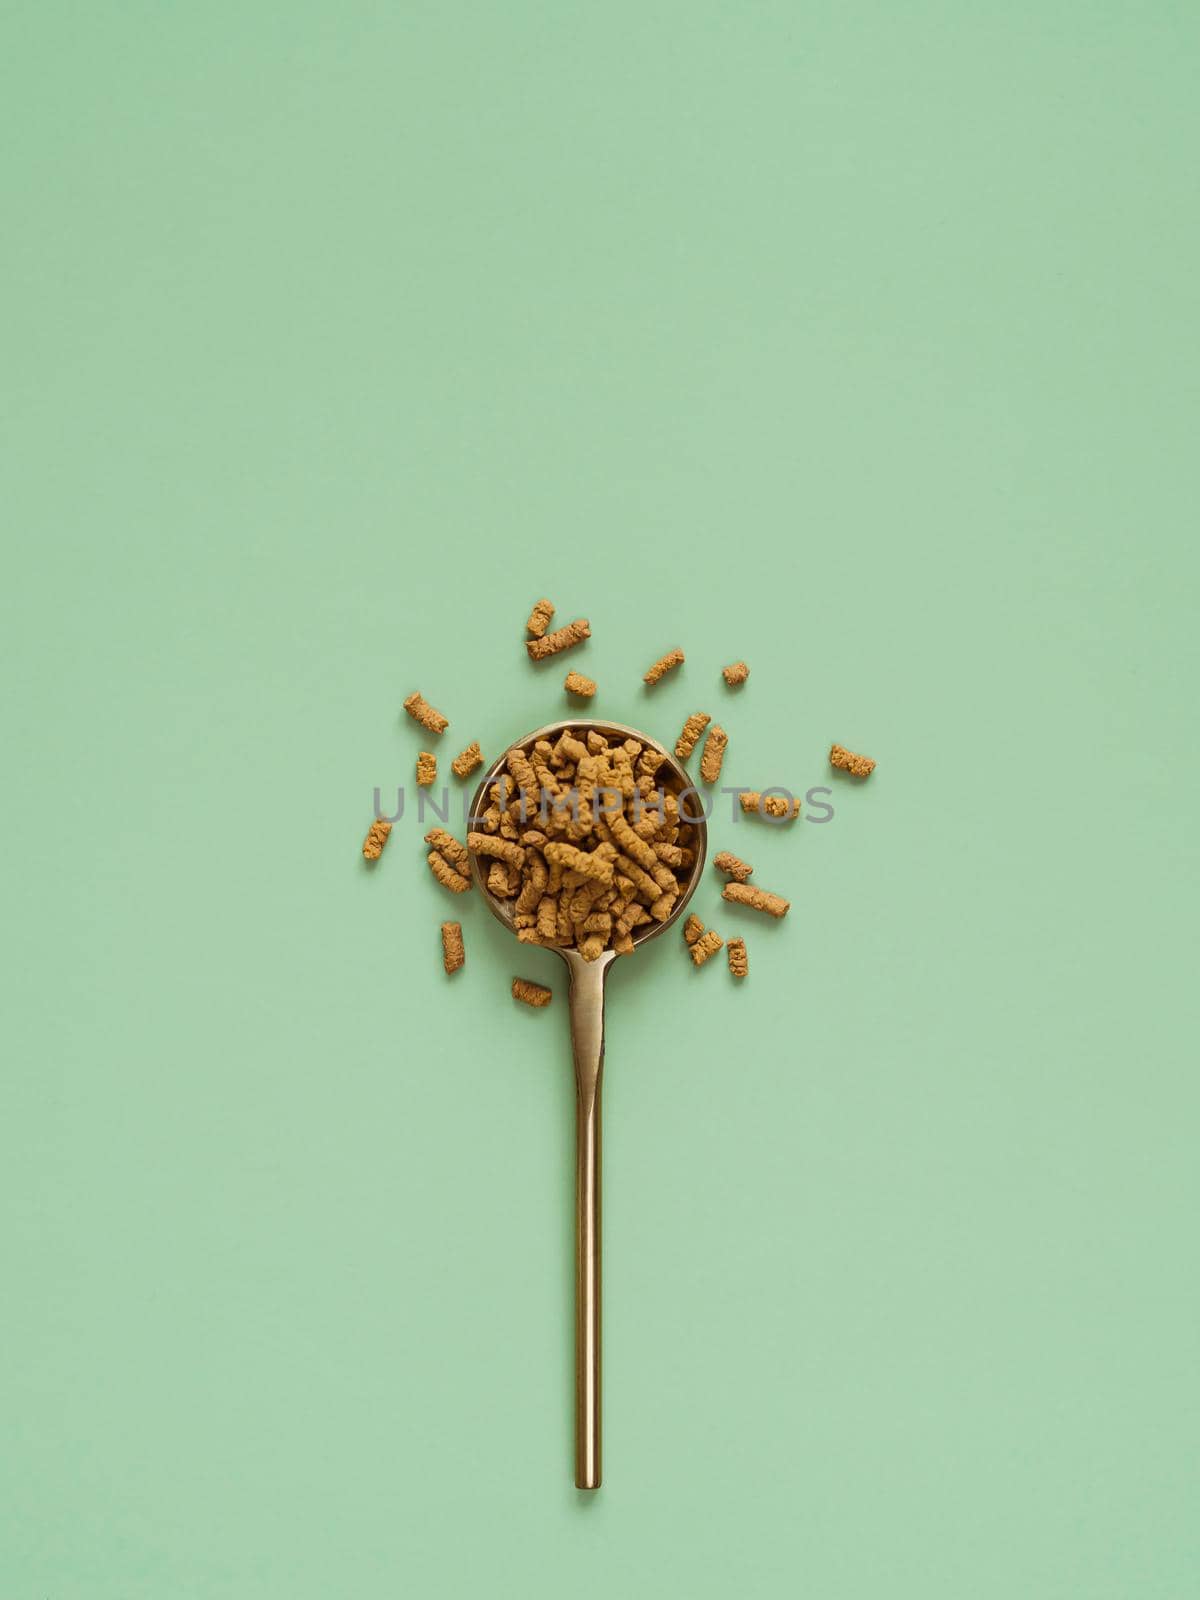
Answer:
xmin=566 ymin=951 xmax=614 ymax=1490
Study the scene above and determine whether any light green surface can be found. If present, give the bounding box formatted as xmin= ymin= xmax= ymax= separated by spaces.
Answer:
xmin=3 ymin=4 xmax=1198 ymax=1595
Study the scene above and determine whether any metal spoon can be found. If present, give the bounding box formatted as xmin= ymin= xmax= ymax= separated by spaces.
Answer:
xmin=468 ymin=718 xmax=708 ymax=1489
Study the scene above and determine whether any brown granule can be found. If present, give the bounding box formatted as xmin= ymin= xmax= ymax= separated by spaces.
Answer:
xmin=690 ymin=928 xmax=724 ymax=967
xmin=536 ymin=895 xmax=558 ymax=943
xmin=467 ymin=832 xmax=525 ymax=869
xmin=362 ymin=819 xmax=392 ymax=860
xmin=403 ymin=692 xmax=449 ymax=735
xmin=527 ymin=619 xmax=591 ymax=661
xmin=526 ymin=598 xmax=555 ymax=639
xmin=427 ymin=851 xmax=471 ymax=894
xmin=512 ymin=977 xmax=553 ymax=1008
xmin=713 ymin=850 xmax=753 ymax=882
xmin=488 ymin=859 xmax=521 ymax=898
xmin=738 ymin=791 xmax=801 ymax=821
xmin=451 ymin=741 xmax=483 ymax=778
xmin=442 ymin=922 xmax=465 ymax=974
xmin=425 ymin=827 xmax=471 ymax=876
xmin=830 ymin=743 xmax=875 ymax=778
xmin=722 ymin=882 xmax=790 ymax=919
xmin=425 ymin=827 xmax=472 ymax=894
xmin=675 ymin=712 xmax=711 ymax=760
xmin=644 ymin=647 xmax=685 ymax=686
xmin=542 ymin=841 xmax=615 ymax=886
xmin=699 ymin=725 xmax=728 ymax=783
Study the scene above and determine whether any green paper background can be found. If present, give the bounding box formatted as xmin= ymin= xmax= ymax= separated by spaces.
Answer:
xmin=3 ymin=3 xmax=1198 ymax=1595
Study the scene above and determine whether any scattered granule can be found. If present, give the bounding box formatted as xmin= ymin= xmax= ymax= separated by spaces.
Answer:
xmin=427 ymin=850 xmax=471 ymax=894
xmin=526 ymin=597 xmax=555 ymax=639
xmin=722 ymin=661 xmax=749 ymax=687
xmin=727 ymin=937 xmax=748 ymax=978
xmin=578 ymin=933 xmax=607 ymax=963
xmin=683 ymin=913 xmax=704 ymax=947
xmin=713 ymin=850 xmax=753 ymax=882
xmin=763 ymin=794 xmax=799 ymax=820
xmin=451 ymin=741 xmax=483 ymax=779
xmin=690 ymin=928 xmax=724 ymax=967
xmin=675 ymin=712 xmax=711 ymax=760
xmin=722 ymin=882 xmax=790 ymax=919
xmin=467 ymin=832 xmax=525 ymax=869
xmin=830 ymin=743 xmax=876 ymax=778
xmin=416 ymin=751 xmax=437 ymax=787
xmin=738 ymin=791 xmax=801 ymax=821
xmin=527 ymin=618 xmax=591 ymax=661
xmin=643 ymin=647 xmax=685 ymax=686
xmin=564 ymin=671 xmax=597 ymax=698
xmin=362 ymin=819 xmax=392 ymax=860
xmin=425 ymin=827 xmax=471 ymax=877
xmin=512 ymin=977 xmax=553 ymax=1008
xmin=426 ymin=827 xmax=472 ymax=893
xmin=699 ymin=726 xmax=728 ymax=783
xmin=442 ymin=921 xmax=465 ymax=974
xmin=403 ymin=692 xmax=449 ymax=735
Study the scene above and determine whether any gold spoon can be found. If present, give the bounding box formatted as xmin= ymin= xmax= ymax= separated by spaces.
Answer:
xmin=468 ymin=718 xmax=708 ymax=1489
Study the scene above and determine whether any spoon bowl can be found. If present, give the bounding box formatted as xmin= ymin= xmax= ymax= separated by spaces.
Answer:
xmin=467 ymin=718 xmax=708 ymax=1489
